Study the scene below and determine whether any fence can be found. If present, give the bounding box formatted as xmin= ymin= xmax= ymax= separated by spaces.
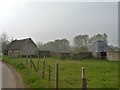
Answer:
xmin=15 ymin=55 xmax=87 ymax=89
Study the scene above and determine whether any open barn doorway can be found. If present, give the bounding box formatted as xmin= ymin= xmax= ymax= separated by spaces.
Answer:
xmin=100 ymin=52 xmax=106 ymax=59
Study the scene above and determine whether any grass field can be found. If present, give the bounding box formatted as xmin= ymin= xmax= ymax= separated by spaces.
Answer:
xmin=2 ymin=56 xmax=118 ymax=88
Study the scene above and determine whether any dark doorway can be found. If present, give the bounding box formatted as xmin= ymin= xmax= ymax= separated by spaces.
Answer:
xmin=100 ymin=52 xmax=106 ymax=59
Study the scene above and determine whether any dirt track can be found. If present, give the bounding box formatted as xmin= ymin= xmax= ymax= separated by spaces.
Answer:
xmin=0 ymin=61 xmax=23 ymax=88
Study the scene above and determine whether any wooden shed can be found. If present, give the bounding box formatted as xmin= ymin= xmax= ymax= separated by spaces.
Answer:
xmin=7 ymin=38 xmax=39 ymax=57
xmin=88 ymin=40 xmax=113 ymax=59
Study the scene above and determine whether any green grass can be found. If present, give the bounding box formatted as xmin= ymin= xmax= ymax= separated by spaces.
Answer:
xmin=2 ymin=56 xmax=49 ymax=88
xmin=2 ymin=55 xmax=118 ymax=88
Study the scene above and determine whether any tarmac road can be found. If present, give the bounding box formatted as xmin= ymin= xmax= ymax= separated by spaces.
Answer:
xmin=0 ymin=61 xmax=23 ymax=89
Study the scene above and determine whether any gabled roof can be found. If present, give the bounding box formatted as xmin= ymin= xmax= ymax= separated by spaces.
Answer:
xmin=7 ymin=38 xmax=37 ymax=50
xmin=88 ymin=40 xmax=113 ymax=52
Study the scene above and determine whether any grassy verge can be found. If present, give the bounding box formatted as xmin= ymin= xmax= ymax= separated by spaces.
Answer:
xmin=2 ymin=55 xmax=118 ymax=88
xmin=2 ymin=56 xmax=49 ymax=88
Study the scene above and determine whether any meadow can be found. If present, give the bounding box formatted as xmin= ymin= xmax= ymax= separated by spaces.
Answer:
xmin=2 ymin=56 xmax=118 ymax=88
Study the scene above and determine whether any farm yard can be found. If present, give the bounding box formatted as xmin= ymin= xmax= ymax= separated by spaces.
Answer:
xmin=2 ymin=55 xmax=118 ymax=88
xmin=1 ymin=1 xmax=119 ymax=89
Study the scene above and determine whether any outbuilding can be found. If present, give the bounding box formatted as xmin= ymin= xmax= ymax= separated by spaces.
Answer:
xmin=7 ymin=38 xmax=39 ymax=57
xmin=88 ymin=40 xmax=113 ymax=59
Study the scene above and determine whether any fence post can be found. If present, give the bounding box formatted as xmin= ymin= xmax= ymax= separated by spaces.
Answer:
xmin=55 ymin=62 xmax=58 ymax=89
xmin=17 ymin=55 xmax=19 ymax=63
xmin=81 ymin=67 xmax=87 ymax=90
xmin=30 ymin=55 xmax=32 ymax=68
xmin=31 ymin=59 xmax=37 ymax=72
xmin=20 ymin=55 xmax=22 ymax=63
xmin=42 ymin=59 xmax=45 ymax=78
xmin=44 ymin=56 xmax=46 ymax=59
xmin=48 ymin=65 xmax=51 ymax=82
xmin=26 ymin=55 xmax=28 ymax=67
xmin=37 ymin=55 xmax=40 ymax=72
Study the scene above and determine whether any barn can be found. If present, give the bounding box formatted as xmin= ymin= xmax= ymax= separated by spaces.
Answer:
xmin=7 ymin=38 xmax=39 ymax=57
xmin=88 ymin=40 xmax=113 ymax=59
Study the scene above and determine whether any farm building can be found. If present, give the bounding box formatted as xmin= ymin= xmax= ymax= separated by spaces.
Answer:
xmin=7 ymin=38 xmax=39 ymax=57
xmin=72 ymin=52 xmax=91 ymax=60
xmin=39 ymin=50 xmax=50 ymax=57
xmin=50 ymin=51 xmax=72 ymax=59
xmin=88 ymin=40 xmax=113 ymax=59
xmin=107 ymin=51 xmax=120 ymax=61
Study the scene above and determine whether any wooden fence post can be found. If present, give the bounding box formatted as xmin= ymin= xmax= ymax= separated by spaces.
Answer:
xmin=81 ymin=67 xmax=87 ymax=90
xmin=48 ymin=65 xmax=51 ymax=82
xmin=44 ymin=56 xmax=46 ymax=60
xmin=31 ymin=59 xmax=37 ymax=72
xmin=30 ymin=55 xmax=32 ymax=68
xmin=17 ymin=58 xmax=19 ymax=63
xmin=26 ymin=55 xmax=28 ymax=66
xmin=42 ymin=59 xmax=45 ymax=78
xmin=55 ymin=62 xmax=58 ymax=89
xmin=20 ymin=55 xmax=22 ymax=63
xmin=37 ymin=55 xmax=40 ymax=72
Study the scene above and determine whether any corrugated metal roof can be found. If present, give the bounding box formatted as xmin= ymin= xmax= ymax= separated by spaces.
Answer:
xmin=88 ymin=41 xmax=113 ymax=52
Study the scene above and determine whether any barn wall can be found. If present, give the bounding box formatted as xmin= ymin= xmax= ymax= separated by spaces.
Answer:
xmin=107 ymin=51 xmax=120 ymax=61
xmin=8 ymin=50 xmax=21 ymax=57
xmin=21 ymin=41 xmax=39 ymax=56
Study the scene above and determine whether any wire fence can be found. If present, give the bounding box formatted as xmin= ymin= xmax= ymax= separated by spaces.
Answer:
xmin=14 ymin=55 xmax=87 ymax=89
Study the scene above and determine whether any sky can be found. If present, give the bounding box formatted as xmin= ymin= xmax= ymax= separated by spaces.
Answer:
xmin=0 ymin=0 xmax=119 ymax=46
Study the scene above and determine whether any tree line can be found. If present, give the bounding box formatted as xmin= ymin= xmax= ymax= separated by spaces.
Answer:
xmin=1 ymin=32 xmax=119 ymax=54
xmin=37 ymin=33 xmax=108 ymax=52
xmin=38 ymin=38 xmax=70 ymax=52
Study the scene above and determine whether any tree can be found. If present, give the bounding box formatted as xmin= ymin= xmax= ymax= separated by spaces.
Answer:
xmin=37 ymin=42 xmax=44 ymax=50
xmin=74 ymin=35 xmax=82 ymax=51
xmin=0 ymin=32 xmax=9 ymax=54
xmin=61 ymin=39 xmax=70 ymax=51
xmin=0 ymin=37 xmax=1 ymax=54
xmin=88 ymin=33 xmax=108 ymax=46
xmin=73 ymin=34 xmax=89 ymax=52
xmin=40 ymin=38 xmax=70 ymax=52
xmin=54 ymin=39 xmax=61 ymax=51
xmin=103 ymin=33 xmax=108 ymax=44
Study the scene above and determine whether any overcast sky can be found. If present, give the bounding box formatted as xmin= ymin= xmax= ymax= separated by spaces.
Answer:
xmin=0 ymin=0 xmax=118 ymax=46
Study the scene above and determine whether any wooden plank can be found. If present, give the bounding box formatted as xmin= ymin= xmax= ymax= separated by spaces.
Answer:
xmin=31 ymin=59 xmax=37 ymax=71
xmin=37 ymin=55 xmax=40 ymax=72
xmin=81 ymin=67 xmax=87 ymax=90
xmin=49 ymin=65 xmax=51 ymax=82
xmin=55 ymin=62 xmax=58 ymax=89
xmin=42 ymin=59 xmax=45 ymax=78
